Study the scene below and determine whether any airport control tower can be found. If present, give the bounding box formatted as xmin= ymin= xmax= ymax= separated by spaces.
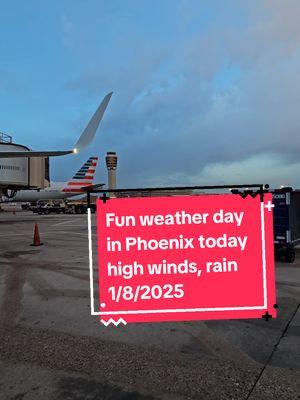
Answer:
xmin=105 ymin=151 xmax=118 ymax=190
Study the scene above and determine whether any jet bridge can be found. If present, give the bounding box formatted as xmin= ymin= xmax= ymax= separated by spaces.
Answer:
xmin=0 ymin=133 xmax=49 ymax=197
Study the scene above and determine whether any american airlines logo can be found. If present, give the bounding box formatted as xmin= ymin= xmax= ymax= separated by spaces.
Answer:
xmin=62 ymin=157 xmax=98 ymax=193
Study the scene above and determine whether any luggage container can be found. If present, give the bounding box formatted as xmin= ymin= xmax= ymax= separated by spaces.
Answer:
xmin=272 ymin=187 xmax=300 ymax=263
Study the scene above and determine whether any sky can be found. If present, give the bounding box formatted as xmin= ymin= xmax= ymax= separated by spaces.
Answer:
xmin=1 ymin=0 xmax=300 ymax=189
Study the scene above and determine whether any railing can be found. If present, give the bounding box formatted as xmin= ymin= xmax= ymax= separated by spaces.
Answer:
xmin=0 ymin=132 xmax=12 ymax=144
xmin=83 ymin=183 xmax=268 ymax=206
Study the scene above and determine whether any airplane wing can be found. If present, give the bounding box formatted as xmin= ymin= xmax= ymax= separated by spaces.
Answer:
xmin=0 ymin=150 xmax=73 ymax=158
xmin=0 ymin=92 xmax=113 ymax=158
xmin=73 ymin=92 xmax=113 ymax=153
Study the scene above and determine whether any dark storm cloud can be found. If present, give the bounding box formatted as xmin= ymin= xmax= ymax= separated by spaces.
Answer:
xmin=63 ymin=0 xmax=300 ymax=187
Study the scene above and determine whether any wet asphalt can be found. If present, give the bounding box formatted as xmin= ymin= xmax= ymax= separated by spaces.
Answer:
xmin=0 ymin=211 xmax=299 ymax=400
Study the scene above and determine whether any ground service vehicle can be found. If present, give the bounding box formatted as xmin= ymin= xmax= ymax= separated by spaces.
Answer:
xmin=272 ymin=187 xmax=300 ymax=263
xmin=65 ymin=200 xmax=96 ymax=214
xmin=36 ymin=202 xmax=66 ymax=215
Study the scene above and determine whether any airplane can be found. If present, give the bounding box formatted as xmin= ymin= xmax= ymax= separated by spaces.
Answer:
xmin=8 ymin=157 xmax=102 ymax=202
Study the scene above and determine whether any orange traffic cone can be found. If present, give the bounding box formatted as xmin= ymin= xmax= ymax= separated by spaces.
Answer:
xmin=31 ymin=223 xmax=43 ymax=246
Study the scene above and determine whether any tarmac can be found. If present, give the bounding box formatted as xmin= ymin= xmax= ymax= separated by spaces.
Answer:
xmin=0 ymin=211 xmax=299 ymax=400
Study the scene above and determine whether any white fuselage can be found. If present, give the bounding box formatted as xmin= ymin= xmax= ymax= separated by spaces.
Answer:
xmin=10 ymin=182 xmax=79 ymax=202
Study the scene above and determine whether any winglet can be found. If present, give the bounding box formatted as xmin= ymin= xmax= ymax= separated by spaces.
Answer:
xmin=73 ymin=92 xmax=113 ymax=153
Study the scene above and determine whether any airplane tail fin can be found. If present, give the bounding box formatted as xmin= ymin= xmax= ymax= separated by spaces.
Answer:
xmin=62 ymin=157 xmax=98 ymax=193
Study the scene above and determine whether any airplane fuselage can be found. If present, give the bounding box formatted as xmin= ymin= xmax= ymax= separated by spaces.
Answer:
xmin=9 ymin=183 xmax=78 ymax=202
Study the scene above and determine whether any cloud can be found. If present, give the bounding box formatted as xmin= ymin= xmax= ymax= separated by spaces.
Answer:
xmin=191 ymin=153 xmax=299 ymax=188
xmin=60 ymin=0 xmax=300 ymax=188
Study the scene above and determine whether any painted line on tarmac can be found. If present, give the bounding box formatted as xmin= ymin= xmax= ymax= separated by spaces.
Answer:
xmin=52 ymin=219 xmax=93 ymax=228
xmin=52 ymin=219 xmax=83 ymax=227
xmin=48 ymin=230 xmax=97 ymax=236
xmin=0 ymin=231 xmax=96 ymax=237
xmin=0 ymin=233 xmax=32 ymax=237
xmin=55 ymin=224 xmax=92 ymax=227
